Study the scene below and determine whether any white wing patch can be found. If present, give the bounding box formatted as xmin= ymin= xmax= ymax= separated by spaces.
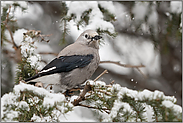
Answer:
xmin=39 ymin=67 xmax=56 ymax=74
xmin=31 ymin=73 xmax=61 ymax=85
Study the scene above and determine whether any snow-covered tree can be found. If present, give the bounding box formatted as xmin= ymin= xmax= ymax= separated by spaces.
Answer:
xmin=1 ymin=1 xmax=182 ymax=122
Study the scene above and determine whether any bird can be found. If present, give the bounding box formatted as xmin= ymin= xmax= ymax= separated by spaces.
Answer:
xmin=24 ymin=29 xmax=102 ymax=92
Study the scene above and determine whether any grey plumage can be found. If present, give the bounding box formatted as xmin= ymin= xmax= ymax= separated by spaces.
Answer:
xmin=25 ymin=29 xmax=101 ymax=91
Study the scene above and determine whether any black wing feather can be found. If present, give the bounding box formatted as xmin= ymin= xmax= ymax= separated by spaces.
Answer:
xmin=41 ymin=54 xmax=93 ymax=72
xmin=25 ymin=54 xmax=94 ymax=82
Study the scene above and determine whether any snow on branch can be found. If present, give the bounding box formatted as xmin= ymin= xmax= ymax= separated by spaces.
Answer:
xmin=1 ymin=79 xmax=182 ymax=122
xmin=1 ymin=82 xmax=73 ymax=122
xmin=64 ymin=1 xmax=117 ymax=41
xmin=76 ymin=80 xmax=182 ymax=122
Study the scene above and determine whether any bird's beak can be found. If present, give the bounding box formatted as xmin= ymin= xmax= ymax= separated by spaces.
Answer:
xmin=91 ymin=35 xmax=102 ymax=41
xmin=88 ymin=35 xmax=102 ymax=45
xmin=93 ymin=35 xmax=102 ymax=41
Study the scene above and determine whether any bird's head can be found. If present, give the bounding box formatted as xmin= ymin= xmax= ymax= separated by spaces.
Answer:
xmin=76 ymin=29 xmax=102 ymax=49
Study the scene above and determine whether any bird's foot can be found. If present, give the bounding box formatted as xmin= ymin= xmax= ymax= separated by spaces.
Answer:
xmin=63 ymin=88 xmax=81 ymax=97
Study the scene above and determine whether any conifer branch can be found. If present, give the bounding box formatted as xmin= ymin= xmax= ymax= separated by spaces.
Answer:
xmin=77 ymin=104 xmax=110 ymax=114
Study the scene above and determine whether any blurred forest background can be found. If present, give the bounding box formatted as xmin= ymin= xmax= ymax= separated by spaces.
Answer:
xmin=1 ymin=1 xmax=182 ymax=106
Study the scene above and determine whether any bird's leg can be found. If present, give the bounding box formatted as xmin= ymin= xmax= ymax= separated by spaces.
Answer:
xmin=64 ymin=84 xmax=85 ymax=95
xmin=63 ymin=88 xmax=81 ymax=97
xmin=63 ymin=90 xmax=71 ymax=97
xmin=63 ymin=84 xmax=86 ymax=97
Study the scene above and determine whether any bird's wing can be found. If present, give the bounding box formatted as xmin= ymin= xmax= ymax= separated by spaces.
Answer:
xmin=25 ymin=54 xmax=94 ymax=82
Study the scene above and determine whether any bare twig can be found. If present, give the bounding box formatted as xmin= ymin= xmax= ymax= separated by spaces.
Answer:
xmin=3 ymin=38 xmax=13 ymax=44
xmin=93 ymin=70 xmax=108 ymax=82
xmin=38 ymin=33 xmax=52 ymax=42
xmin=23 ymin=93 xmax=25 ymax=101
xmin=40 ymin=59 xmax=48 ymax=64
xmin=23 ymin=30 xmax=52 ymax=43
xmin=116 ymin=28 xmax=152 ymax=40
xmin=3 ymin=6 xmax=19 ymax=49
xmin=77 ymin=104 xmax=110 ymax=114
xmin=105 ymin=80 xmax=115 ymax=87
xmin=82 ymin=70 xmax=111 ymax=99
xmin=39 ymin=52 xmax=58 ymax=56
xmin=109 ymin=80 xmax=115 ymax=85
xmin=98 ymin=90 xmax=111 ymax=96
xmin=100 ymin=61 xmax=147 ymax=78
xmin=40 ymin=114 xmax=44 ymax=120
xmin=3 ymin=6 xmax=22 ymax=63
xmin=72 ymin=81 xmax=92 ymax=106
xmin=135 ymin=67 xmax=147 ymax=79
xmin=100 ymin=61 xmax=145 ymax=68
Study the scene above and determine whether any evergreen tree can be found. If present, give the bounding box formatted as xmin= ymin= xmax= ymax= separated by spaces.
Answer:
xmin=1 ymin=1 xmax=182 ymax=122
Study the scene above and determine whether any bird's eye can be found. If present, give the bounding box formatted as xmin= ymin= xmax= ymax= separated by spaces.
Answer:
xmin=84 ymin=34 xmax=88 ymax=39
